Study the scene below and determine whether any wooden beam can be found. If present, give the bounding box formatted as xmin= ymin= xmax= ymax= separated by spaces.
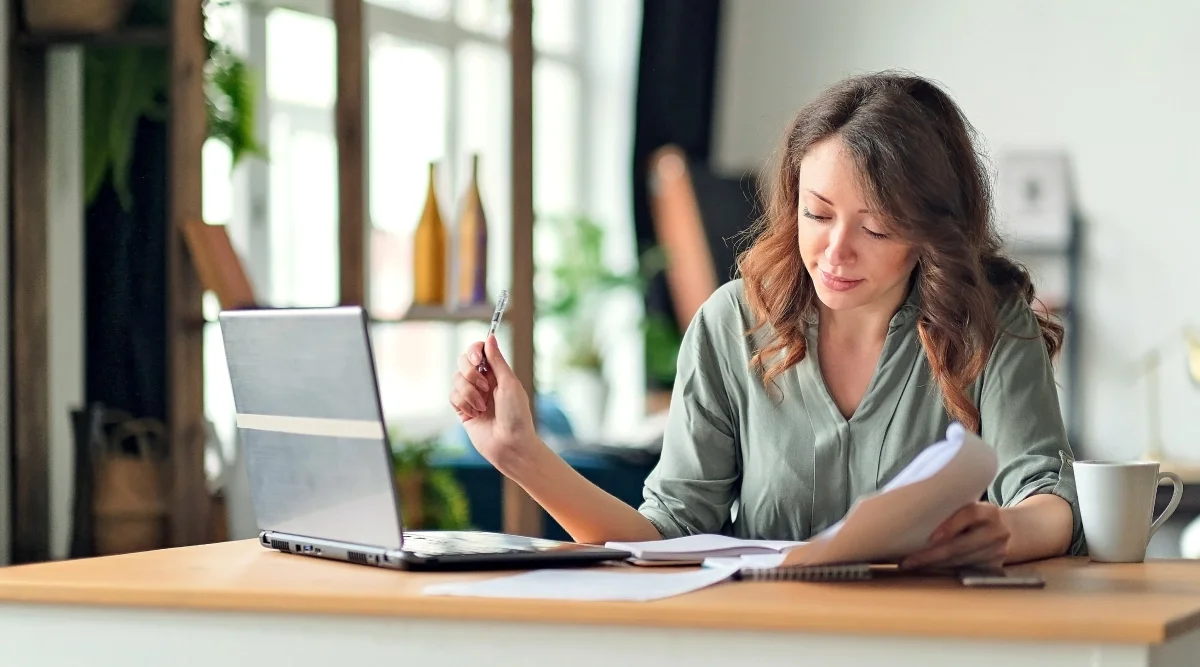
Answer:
xmin=0 ymin=0 xmax=11 ymax=569
xmin=333 ymin=0 xmax=365 ymax=306
xmin=9 ymin=44 xmax=50 ymax=564
xmin=15 ymin=27 xmax=170 ymax=48
xmin=167 ymin=0 xmax=210 ymax=546
xmin=503 ymin=0 xmax=542 ymax=538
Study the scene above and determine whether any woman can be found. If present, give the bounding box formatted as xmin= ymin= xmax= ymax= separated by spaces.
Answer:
xmin=449 ymin=72 xmax=1084 ymax=570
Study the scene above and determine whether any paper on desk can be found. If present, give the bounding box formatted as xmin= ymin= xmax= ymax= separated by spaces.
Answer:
xmin=605 ymin=533 xmax=805 ymax=561
xmin=422 ymin=562 xmax=742 ymax=602
xmin=703 ymin=553 xmax=788 ymax=569
xmin=780 ymin=422 xmax=998 ymax=567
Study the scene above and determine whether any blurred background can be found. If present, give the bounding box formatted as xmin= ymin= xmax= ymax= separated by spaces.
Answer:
xmin=3 ymin=0 xmax=1199 ymax=565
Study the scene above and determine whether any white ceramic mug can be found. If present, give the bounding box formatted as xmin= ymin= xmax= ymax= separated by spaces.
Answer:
xmin=1074 ymin=461 xmax=1183 ymax=563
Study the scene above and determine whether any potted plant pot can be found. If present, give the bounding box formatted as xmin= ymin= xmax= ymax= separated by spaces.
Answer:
xmin=396 ymin=471 xmax=427 ymax=530
xmin=23 ymin=0 xmax=134 ymax=35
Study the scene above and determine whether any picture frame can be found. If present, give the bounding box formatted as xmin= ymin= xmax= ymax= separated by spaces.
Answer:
xmin=995 ymin=151 xmax=1074 ymax=249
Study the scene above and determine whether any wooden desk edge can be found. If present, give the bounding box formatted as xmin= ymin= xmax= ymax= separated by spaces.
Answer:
xmin=0 ymin=578 xmax=1187 ymax=646
xmin=0 ymin=544 xmax=1195 ymax=646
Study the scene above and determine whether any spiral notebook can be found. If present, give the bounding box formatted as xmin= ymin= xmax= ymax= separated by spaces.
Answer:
xmin=732 ymin=563 xmax=878 ymax=582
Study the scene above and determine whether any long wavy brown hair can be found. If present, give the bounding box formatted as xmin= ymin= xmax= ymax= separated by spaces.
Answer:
xmin=737 ymin=72 xmax=1063 ymax=433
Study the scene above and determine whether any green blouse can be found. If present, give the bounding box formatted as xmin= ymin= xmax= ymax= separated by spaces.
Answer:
xmin=638 ymin=279 xmax=1086 ymax=556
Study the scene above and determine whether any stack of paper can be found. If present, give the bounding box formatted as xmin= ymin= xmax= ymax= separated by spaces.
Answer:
xmin=604 ymin=534 xmax=805 ymax=562
xmin=779 ymin=422 xmax=997 ymax=566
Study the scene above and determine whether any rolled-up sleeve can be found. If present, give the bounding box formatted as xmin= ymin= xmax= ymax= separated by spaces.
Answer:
xmin=980 ymin=299 xmax=1086 ymax=556
xmin=639 ymin=306 xmax=740 ymax=539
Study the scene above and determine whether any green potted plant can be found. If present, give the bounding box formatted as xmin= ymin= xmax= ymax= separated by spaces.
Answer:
xmin=85 ymin=0 xmax=263 ymax=210
xmin=535 ymin=214 xmax=652 ymax=439
xmin=390 ymin=434 xmax=471 ymax=530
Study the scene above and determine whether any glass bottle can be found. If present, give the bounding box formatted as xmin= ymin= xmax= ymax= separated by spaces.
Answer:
xmin=455 ymin=154 xmax=489 ymax=306
xmin=412 ymin=161 xmax=447 ymax=306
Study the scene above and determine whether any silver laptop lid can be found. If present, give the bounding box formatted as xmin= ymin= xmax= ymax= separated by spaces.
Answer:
xmin=219 ymin=306 xmax=403 ymax=550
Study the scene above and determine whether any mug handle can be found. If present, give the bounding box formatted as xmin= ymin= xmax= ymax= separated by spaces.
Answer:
xmin=1150 ymin=471 xmax=1184 ymax=540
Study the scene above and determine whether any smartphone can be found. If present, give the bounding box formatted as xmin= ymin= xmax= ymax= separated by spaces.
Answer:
xmin=959 ymin=569 xmax=1045 ymax=588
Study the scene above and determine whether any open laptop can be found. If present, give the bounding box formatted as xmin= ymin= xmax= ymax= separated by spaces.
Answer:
xmin=218 ymin=305 xmax=631 ymax=571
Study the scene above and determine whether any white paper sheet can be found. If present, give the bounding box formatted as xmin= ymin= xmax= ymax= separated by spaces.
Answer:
xmin=421 ymin=563 xmax=742 ymax=601
xmin=779 ymin=422 xmax=998 ymax=566
xmin=604 ymin=533 xmax=805 ymax=561
xmin=703 ymin=553 xmax=788 ymax=569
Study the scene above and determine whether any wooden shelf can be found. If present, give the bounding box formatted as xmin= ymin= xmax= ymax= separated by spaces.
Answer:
xmin=3 ymin=0 xmax=543 ymax=561
xmin=16 ymin=26 xmax=170 ymax=47
xmin=187 ymin=303 xmax=500 ymax=329
xmin=7 ymin=4 xmax=206 ymax=562
xmin=371 ymin=303 xmax=497 ymax=324
xmin=166 ymin=0 xmax=211 ymax=548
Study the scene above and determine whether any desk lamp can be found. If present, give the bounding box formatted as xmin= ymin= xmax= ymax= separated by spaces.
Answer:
xmin=1138 ymin=327 xmax=1200 ymax=462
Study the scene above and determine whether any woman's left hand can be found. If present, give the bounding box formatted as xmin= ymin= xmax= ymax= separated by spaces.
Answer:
xmin=901 ymin=502 xmax=1011 ymax=571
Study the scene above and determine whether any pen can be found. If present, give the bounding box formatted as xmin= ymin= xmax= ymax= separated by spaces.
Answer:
xmin=478 ymin=289 xmax=510 ymax=374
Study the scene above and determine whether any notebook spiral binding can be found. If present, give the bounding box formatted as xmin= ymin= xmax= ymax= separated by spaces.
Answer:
xmin=734 ymin=564 xmax=873 ymax=582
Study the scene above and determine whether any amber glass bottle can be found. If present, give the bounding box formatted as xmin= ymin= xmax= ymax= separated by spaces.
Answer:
xmin=412 ymin=162 xmax=447 ymax=306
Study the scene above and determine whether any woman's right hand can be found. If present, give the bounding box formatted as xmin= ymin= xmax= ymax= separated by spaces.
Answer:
xmin=449 ymin=335 xmax=539 ymax=476
xmin=451 ymin=335 xmax=662 ymax=545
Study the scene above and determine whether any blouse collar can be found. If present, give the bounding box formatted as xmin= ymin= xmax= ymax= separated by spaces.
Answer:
xmin=889 ymin=281 xmax=921 ymax=331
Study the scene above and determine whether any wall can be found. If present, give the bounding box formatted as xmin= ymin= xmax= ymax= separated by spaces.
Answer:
xmin=47 ymin=46 xmax=85 ymax=561
xmin=712 ymin=0 xmax=1200 ymax=462
xmin=0 ymin=40 xmax=83 ymax=564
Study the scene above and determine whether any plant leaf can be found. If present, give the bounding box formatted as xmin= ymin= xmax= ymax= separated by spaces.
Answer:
xmin=206 ymin=44 xmax=265 ymax=165
xmin=83 ymin=50 xmax=115 ymax=205
xmin=84 ymin=3 xmax=266 ymax=211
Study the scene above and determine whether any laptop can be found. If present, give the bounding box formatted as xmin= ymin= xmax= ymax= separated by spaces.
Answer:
xmin=218 ymin=305 xmax=632 ymax=571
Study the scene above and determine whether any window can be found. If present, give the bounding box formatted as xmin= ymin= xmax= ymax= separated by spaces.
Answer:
xmin=203 ymin=0 xmax=643 ymax=444
xmin=201 ymin=4 xmax=249 ymax=460
xmin=265 ymin=8 xmax=339 ymax=308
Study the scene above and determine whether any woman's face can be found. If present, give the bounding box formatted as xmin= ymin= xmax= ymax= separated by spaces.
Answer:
xmin=796 ymin=136 xmax=918 ymax=315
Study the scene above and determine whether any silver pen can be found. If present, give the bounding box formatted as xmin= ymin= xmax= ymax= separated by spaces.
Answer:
xmin=478 ymin=289 xmax=510 ymax=373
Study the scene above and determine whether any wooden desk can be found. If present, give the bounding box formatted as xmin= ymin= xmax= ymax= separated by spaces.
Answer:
xmin=2 ymin=541 xmax=1200 ymax=667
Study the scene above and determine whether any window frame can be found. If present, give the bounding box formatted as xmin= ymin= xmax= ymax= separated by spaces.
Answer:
xmin=242 ymin=0 xmax=589 ymax=307
xmin=207 ymin=0 xmax=645 ymax=437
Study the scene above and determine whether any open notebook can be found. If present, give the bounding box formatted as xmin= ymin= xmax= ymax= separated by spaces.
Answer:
xmin=732 ymin=562 xmax=877 ymax=581
xmin=609 ymin=422 xmax=998 ymax=568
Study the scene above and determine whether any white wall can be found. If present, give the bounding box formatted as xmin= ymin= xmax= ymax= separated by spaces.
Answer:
xmin=0 ymin=45 xmax=83 ymax=564
xmin=47 ymin=46 xmax=85 ymax=561
xmin=713 ymin=0 xmax=1200 ymax=461
xmin=0 ymin=30 xmax=83 ymax=569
